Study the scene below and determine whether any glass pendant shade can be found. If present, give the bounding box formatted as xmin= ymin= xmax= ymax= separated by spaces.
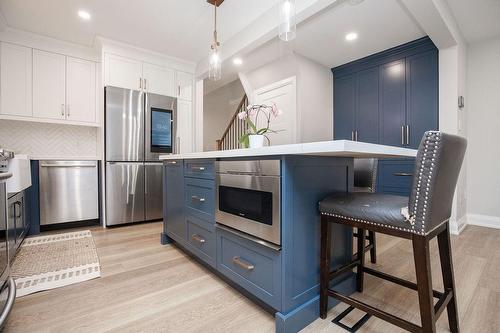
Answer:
xmin=279 ymin=0 xmax=296 ymax=42
xmin=208 ymin=47 xmax=222 ymax=81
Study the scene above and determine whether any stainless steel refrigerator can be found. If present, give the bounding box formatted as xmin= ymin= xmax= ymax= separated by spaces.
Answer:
xmin=105 ymin=86 xmax=176 ymax=226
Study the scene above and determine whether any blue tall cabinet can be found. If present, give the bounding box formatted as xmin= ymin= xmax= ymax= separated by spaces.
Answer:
xmin=332 ymin=37 xmax=439 ymax=195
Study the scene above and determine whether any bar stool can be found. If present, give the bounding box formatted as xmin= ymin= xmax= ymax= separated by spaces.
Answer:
xmin=318 ymin=131 xmax=467 ymax=333
xmin=353 ymin=158 xmax=378 ymax=264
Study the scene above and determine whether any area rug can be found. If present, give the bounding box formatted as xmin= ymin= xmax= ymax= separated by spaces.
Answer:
xmin=11 ymin=230 xmax=101 ymax=297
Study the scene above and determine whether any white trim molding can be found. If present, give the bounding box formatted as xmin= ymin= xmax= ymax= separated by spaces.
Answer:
xmin=467 ymin=214 xmax=500 ymax=230
xmin=450 ymin=215 xmax=468 ymax=235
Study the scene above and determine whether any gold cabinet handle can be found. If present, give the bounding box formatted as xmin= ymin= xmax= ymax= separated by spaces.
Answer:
xmin=232 ymin=256 xmax=254 ymax=271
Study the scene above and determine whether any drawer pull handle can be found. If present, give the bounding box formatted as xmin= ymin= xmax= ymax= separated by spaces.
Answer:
xmin=166 ymin=161 xmax=178 ymax=165
xmin=393 ymin=172 xmax=413 ymax=177
xmin=191 ymin=196 xmax=206 ymax=203
xmin=192 ymin=166 xmax=206 ymax=171
xmin=232 ymin=256 xmax=254 ymax=271
xmin=191 ymin=234 xmax=206 ymax=244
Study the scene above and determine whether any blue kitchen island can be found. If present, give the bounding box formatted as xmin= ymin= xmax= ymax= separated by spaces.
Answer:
xmin=159 ymin=140 xmax=416 ymax=333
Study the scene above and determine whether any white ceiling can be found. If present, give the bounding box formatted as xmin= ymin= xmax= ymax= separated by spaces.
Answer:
xmin=445 ymin=0 xmax=500 ymax=43
xmin=293 ymin=0 xmax=425 ymax=68
xmin=0 ymin=0 xmax=276 ymax=62
xmin=205 ymin=0 xmax=426 ymax=93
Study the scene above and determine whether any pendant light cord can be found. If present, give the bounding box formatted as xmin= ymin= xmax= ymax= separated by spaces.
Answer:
xmin=213 ymin=0 xmax=219 ymax=48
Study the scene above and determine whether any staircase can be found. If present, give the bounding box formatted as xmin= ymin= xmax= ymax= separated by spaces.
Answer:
xmin=216 ymin=95 xmax=248 ymax=150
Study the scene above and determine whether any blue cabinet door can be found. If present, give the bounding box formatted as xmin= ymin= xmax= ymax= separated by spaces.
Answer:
xmin=356 ymin=67 xmax=379 ymax=143
xmin=379 ymin=60 xmax=406 ymax=147
xmin=406 ymin=50 xmax=439 ymax=148
xmin=164 ymin=160 xmax=186 ymax=242
xmin=333 ymin=74 xmax=355 ymax=140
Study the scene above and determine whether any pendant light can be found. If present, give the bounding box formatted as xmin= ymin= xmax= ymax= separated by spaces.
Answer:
xmin=208 ymin=0 xmax=222 ymax=81
xmin=279 ymin=0 xmax=296 ymax=42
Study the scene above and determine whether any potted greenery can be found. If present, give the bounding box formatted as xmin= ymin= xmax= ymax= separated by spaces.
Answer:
xmin=238 ymin=103 xmax=283 ymax=148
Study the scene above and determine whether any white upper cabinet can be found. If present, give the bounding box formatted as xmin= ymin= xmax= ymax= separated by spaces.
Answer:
xmin=0 ymin=42 xmax=33 ymax=117
xmin=104 ymin=53 xmax=142 ymax=91
xmin=177 ymin=99 xmax=193 ymax=153
xmin=176 ymin=71 xmax=193 ymax=101
xmin=66 ymin=57 xmax=96 ymax=123
xmin=33 ymin=50 xmax=66 ymax=120
xmin=143 ymin=62 xmax=175 ymax=96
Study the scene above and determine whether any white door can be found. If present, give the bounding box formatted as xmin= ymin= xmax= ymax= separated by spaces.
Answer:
xmin=176 ymin=71 xmax=193 ymax=101
xmin=0 ymin=42 xmax=32 ymax=117
xmin=143 ymin=63 xmax=175 ymax=97
xmin=33 ymin=50 xmax=66 ymax=120
xmin=177 ymin=100 xmax=193 ymax=153
xmin=104 ymin=53 xmax=142 ymax=91
xmin=253 ymin=77 xmax=297 ymax=146
xmin=66 ymin=57 xmax=96 ymax=123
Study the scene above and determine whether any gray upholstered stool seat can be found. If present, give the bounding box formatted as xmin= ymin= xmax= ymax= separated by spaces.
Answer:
xmin=319 ymin=192 xmax=411 ymax=232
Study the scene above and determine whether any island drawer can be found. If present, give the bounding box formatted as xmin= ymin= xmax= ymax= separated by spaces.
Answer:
xmin=186 ymin=215 xmax=215 ymax=267
xmin=377 ymin=159 xmax=415 ymax=196
xmin=184 ymin=160 xmax=215 ymax=180
xmin=216 ymin=226 xmax=281 ymax=310
xmin=185 ymin=178 xmax=215 ymax=221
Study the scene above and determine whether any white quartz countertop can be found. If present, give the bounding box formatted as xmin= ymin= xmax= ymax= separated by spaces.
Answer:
xmin=159 ymin=140 xmax=417 ymax=160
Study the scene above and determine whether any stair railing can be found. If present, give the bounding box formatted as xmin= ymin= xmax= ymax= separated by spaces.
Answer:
xmin=216 ymin=95 xmax=248 ymax=150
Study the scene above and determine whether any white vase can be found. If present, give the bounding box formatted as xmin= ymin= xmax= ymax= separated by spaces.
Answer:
xmin=249 ymin=134 xmax=265 ymax=148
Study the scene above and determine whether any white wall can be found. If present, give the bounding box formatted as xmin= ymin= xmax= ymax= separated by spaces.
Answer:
xmin=240 ymin=52 xmax=333 ymax=143
xmin=466 ymin=36 xmax=500 ymax=228
xmin=203 ymin=79 xmax=245 ymax=151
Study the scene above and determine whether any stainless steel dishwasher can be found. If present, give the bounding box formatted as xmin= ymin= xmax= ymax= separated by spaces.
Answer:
xmin=39 ymin=160 xmax=99 ymax=225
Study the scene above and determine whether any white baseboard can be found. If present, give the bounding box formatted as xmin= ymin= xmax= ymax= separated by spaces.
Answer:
xmin=450 ymin=215 xmax=468 ymax=235
xmin=467 ymin=214 xmax=500 ymax=230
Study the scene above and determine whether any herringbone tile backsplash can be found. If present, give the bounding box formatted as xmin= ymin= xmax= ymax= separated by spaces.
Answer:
xmin=0 ymin=120 xmax=98 ymax=158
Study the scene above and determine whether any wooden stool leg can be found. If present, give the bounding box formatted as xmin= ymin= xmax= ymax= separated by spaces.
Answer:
xmin=319 ymin=215 xmax=332 ymax=319
xmin=437 ymin=223 xmax=460 ymax=333
xmin=413 ymin=235 xmax=437 ymax=333
xmin=368 ymin=231 xmax=377 ymax=264
xmin=356 ymin=228 xmax=366 ymax=292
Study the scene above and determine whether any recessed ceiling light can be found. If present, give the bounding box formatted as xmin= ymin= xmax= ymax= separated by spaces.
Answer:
xmin=78 ymin=10 xmax=91 ymax=21
xmin=233 ymin=58 xmax=243 ymax=65
xmin=345 ymin=32 xmax=358 ymax=41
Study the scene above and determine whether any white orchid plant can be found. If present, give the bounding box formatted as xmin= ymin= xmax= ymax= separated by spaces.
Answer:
xmin=237 ymin=103 xmax=283 ymax=148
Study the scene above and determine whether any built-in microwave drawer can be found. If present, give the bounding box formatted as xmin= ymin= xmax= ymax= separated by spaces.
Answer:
xmin=184 ymin=160 xmax=215 ymax=180
xmin=216 ymin=226 xmax=281 ymax=310
xmin=185 ymin=178 xmax=215 ymax=221
xmin=186 ymin=215 xmax=215 ymax=267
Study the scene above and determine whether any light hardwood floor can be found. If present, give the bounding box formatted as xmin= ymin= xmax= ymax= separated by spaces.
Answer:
xmin=4 ymin=222 xmax=499 ymax=333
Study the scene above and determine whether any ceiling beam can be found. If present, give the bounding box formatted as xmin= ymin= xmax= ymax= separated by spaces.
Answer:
xmin=207 ymin=0 xmax=224 ymax=7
